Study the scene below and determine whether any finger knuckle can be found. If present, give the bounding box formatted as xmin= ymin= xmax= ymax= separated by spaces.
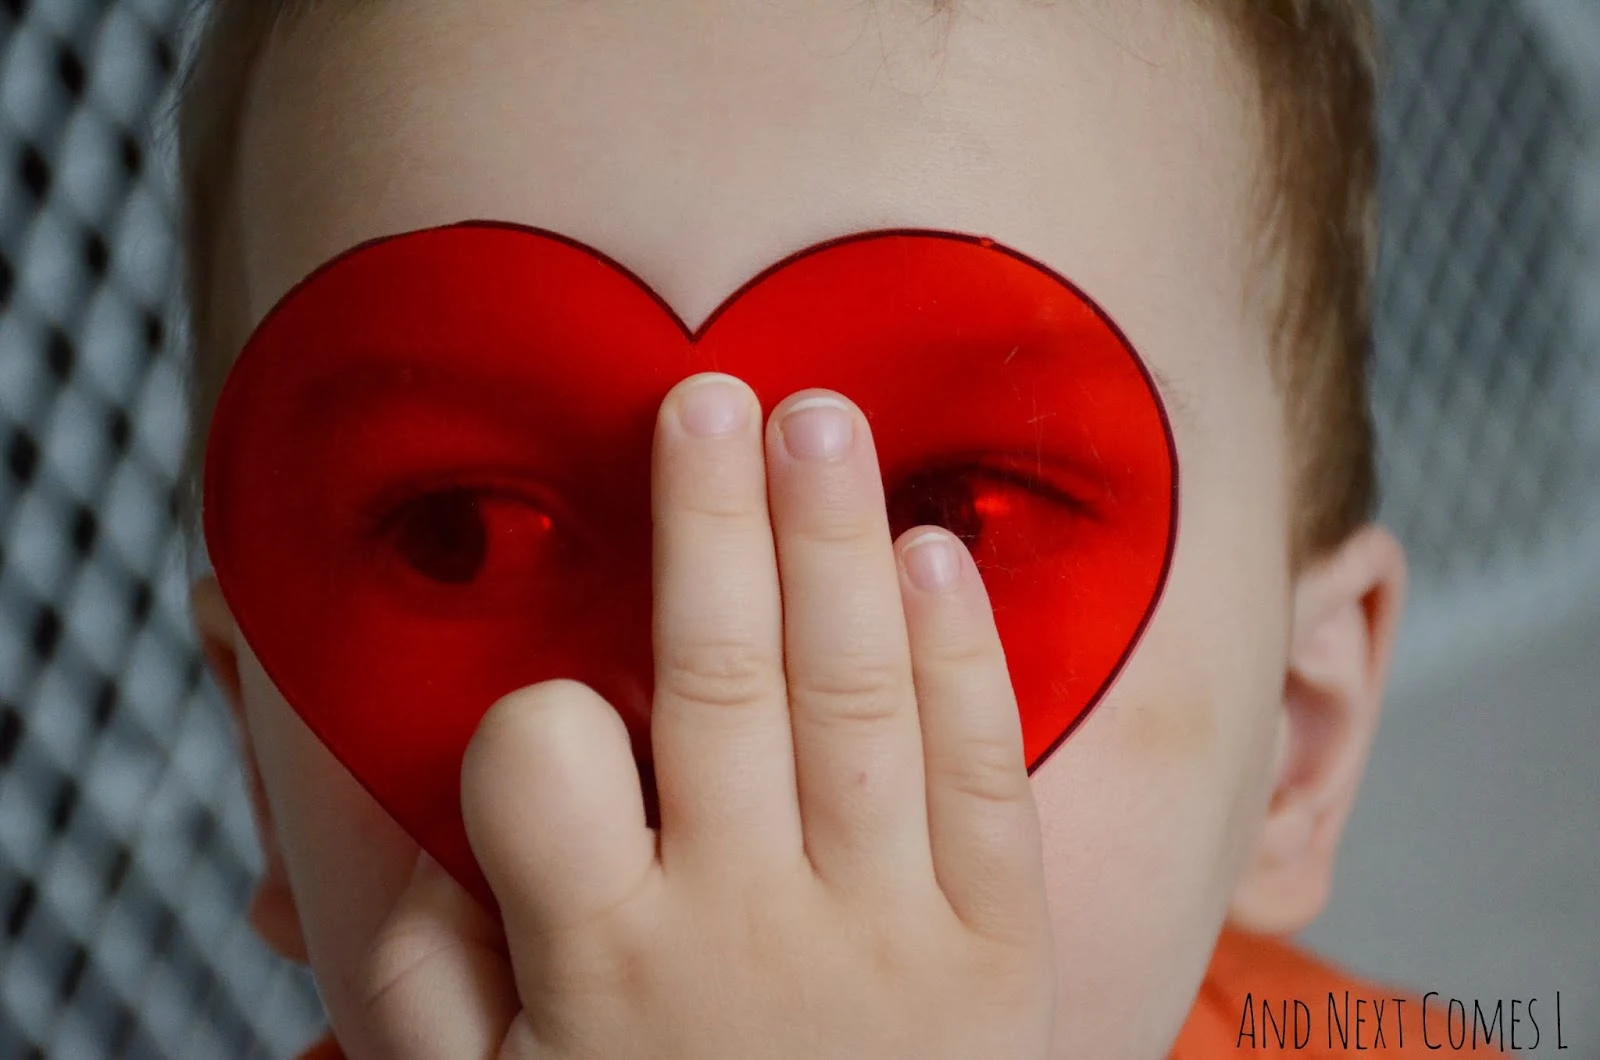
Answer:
xmin=660 ymin=638 xmax=776 ymax=709
xmin=794 ymin=516 xmax=877 ymax=548
xmin=860 ymin=904 xmax=946 ymax=984
xmin=678 ymin=486 xmax=765 ymax=525
xmin=928 ymin=740 xmax=1028 ymax=806
xmin=964 ymin=941 xmax=1053 ymax=1013
xmin=358 ymin=923 xmax=452 ymax=1025
xmin=929 ymin=634 xmax=997 ymax=671
xmin=798 ymin=658 xmax=908 ymax=723
xmin=867 ymin=930 xmax=921 ymax=985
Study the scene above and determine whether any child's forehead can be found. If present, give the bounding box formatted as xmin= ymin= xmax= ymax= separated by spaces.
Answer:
xmin=236 ymin=0 xmax=1274 ymax=416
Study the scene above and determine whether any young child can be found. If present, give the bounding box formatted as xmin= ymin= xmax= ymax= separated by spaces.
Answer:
xmin=175 ymin=0 xmax=1436 ymax=1056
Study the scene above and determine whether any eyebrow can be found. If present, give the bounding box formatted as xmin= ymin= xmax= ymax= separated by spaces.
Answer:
xmin=1144 ymin=366 xmax=1195 ymax=434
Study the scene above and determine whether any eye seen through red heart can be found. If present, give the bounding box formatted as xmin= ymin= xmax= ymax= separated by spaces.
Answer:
xmin=204 ymin=223 xmax=1179 ymax=907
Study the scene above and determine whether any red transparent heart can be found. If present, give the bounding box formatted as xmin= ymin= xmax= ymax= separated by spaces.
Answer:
xmin=205 ymin=223 xmax=1178 ymax=908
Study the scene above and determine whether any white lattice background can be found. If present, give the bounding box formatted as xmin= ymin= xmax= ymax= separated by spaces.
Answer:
xmin=1 ymin=1 xmax=1597 ymax=1057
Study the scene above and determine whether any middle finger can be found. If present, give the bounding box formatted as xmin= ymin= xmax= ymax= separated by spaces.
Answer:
xmin=766 ymin=390 xmax=932 ymax=893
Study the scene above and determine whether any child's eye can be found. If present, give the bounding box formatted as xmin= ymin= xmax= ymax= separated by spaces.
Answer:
xmin=885 ymin=462 xmax=1092 ymax=573
xmin=376 ymin=485 xmax=557 ymax=588
xmin=363 ymin=462 xmax=1086 ymax=601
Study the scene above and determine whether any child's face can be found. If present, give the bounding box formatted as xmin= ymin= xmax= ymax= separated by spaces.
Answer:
xmin=202 ymin=2 xmax=1396 ymax=1056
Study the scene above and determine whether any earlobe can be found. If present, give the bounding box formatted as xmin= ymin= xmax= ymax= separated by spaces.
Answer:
xmin=1227 ymin=525 xmax=1407 ymax=935
xmin=190 ymin=576 xmax=311 ymax=963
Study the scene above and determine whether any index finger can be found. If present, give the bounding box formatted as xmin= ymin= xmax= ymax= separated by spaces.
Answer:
xmin=649 ymin=373 xmax=805 ymax=878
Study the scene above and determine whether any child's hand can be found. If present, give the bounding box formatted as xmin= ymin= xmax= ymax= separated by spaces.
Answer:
xmin=358 ymin=374 xmax=1056 ymax=1060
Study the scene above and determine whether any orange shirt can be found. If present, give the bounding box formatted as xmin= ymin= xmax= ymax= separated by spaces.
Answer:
xmin=296 ymin=928 xmax=1469 ymax=1059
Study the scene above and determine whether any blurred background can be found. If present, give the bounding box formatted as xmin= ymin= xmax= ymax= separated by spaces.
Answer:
xmin=1 ymin=0 xmax=1596 ymax=1056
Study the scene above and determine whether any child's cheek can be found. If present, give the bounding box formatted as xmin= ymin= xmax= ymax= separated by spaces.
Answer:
xmin=1024 ymin=573 xmax=1287 ymax=1023
xmin=1063 ymin=617 xmax=1227 ymax=773
xmin=1079 ymin=489 xmax=1293 ymax=780
xmin=1107 ymin=677 xmax=1223 ymax=768
xmin=234 ymin=643 xmax=421 ymax=1016
xmin=1030 ymin=704 xmax=1246 ymax=1060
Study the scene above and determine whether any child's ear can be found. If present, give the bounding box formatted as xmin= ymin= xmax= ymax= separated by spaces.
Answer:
xmin=191 ymin=576 xmax=310 ymax=964
xmin=1227 ymin=524 xmax=1407 ymax=935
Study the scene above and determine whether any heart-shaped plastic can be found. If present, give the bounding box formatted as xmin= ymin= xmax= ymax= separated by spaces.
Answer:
xmin=205 ymin=223 xmax=1178 ymax=907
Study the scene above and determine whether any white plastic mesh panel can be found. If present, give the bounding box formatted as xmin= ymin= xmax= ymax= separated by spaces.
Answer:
xmin=1 ymin=1 xmax=1595 ymax=1056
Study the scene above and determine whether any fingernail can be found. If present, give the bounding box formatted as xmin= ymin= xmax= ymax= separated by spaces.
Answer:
xmin=902 ymin=530 xmax=962 ymax=591
xmin=677 ymin=374 xmax=752 ymax=438
xmin=779 ymin=396 xmax=854 ymax=461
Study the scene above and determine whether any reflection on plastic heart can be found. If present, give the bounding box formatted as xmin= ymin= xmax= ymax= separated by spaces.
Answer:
xmin=205 ymin=223 xmax=1177 ymax=908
